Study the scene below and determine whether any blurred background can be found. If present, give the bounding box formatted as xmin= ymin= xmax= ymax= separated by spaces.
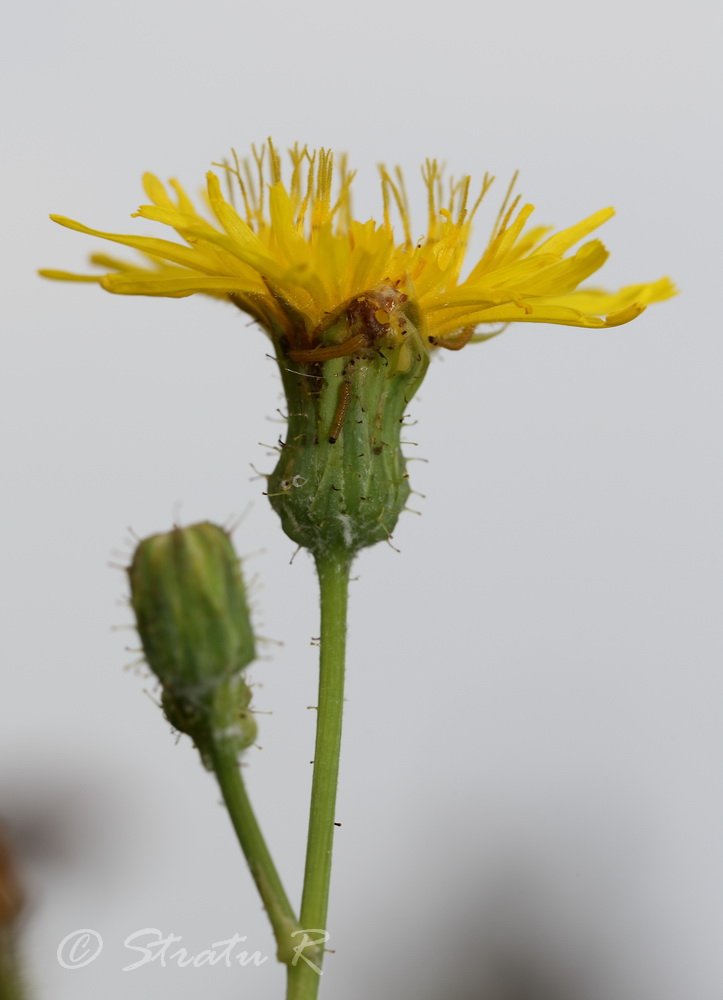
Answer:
xmin=2 ymin=0 xmax=721 ymax=997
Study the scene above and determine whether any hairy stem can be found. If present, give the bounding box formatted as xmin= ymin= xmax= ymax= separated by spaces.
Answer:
xmin=286 ymin=551 xmax=351 ymax=1000
xmin=208 ymin=736 xmax=300 ymax=965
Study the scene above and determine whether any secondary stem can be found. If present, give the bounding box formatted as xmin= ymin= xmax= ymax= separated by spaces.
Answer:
xmin=208 ymin=736 xmax=300 ymax=964
xmin=286 ymin=551 xmax=351 ymax=1000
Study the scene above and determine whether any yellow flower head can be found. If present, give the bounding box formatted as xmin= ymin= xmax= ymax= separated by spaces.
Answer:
xmin=42 ymin=141 xmax=676 ymax=556
xmin=42 ymin=140 xmax=674 ymax=358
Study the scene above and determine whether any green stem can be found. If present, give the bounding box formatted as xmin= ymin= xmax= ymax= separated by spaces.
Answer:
xmin=286 ymin=551 xmax=351 ymax=1000
xmin=208 ymin=736 xmax=300 ymax=964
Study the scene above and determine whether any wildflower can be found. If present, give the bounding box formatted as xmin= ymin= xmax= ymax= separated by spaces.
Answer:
xmin=43 ymin=142 xmax=674 ymax=556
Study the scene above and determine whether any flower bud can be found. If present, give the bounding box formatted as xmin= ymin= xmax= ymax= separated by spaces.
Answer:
xmin=268 ymin=284 xmax=429 ymax=557
xmin=128 ymin=522 xmax=257 ymax=763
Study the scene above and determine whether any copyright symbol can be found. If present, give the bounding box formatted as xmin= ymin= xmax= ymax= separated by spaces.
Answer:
xmin=57 ymin=929 xmax=103 ymax=969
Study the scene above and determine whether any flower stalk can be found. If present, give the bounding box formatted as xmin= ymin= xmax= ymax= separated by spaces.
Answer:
xmin=285 ymin=552 xmax=351 ymax=1000
xmin=207 ymin=734 xmax=300 ymax=965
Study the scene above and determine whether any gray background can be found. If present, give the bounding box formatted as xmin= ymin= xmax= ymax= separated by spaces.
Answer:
xmin=2 ymin=0 xmax=721 ymax=997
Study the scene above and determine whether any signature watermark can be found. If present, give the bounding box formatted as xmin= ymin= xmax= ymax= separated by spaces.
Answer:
xmin=56 ymin=927 xmax=329 ymax=974
xmin=289 ymin=929 xmax=329 ymax=975
xmin=57 ymin=929 xmax=104 ymax=969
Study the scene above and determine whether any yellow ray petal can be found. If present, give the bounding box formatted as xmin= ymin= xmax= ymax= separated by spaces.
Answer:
xmin=511 ymin=239 xmax=609 ymax=296
xmin=433 ymin=299 xmax=650 ymax=333
xmin=168 ymin=179 xmax=197 ymax=216
xmin=100 ymin=273 xmax=260 ymax=296
xmin=142 ymin=173 xmax=177 ymax=210
xmin=38 ymin=269 xmax=102 ymax=282
xmin=534 ymin=207 xmax=615 ymax=257
xmin=205 ymin=172 xmax=272 ymax=259
xmin=49 ymin=214 xmax=222 ymax=274
xmin=547 ymin=276 xmax=677 ymax=313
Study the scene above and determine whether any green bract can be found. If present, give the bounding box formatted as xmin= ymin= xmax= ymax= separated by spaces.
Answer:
xmin=128 ymin=522 xmax=257 ymax=763
xmin=268 ymin=286 xmax=429 ymax=558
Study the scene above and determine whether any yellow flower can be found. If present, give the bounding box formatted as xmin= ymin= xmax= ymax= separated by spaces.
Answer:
xmin=41 ymin=141 xmax=674 ymax=356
